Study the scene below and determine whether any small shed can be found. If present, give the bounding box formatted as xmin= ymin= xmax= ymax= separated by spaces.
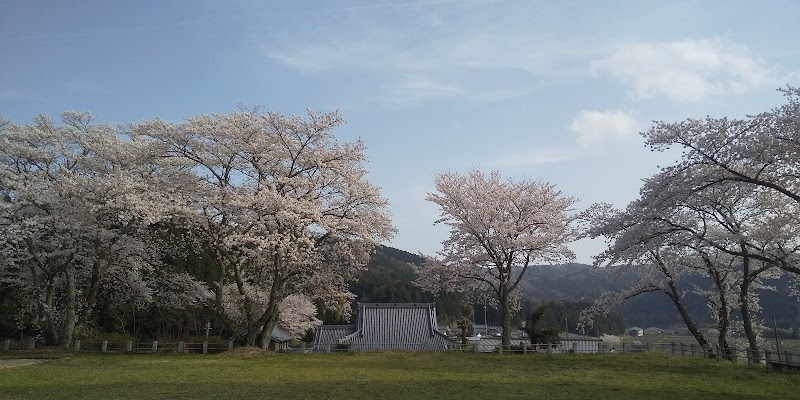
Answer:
xmin=626 ymin=327 xmax=644 ymax=337
xmin=269 ymin=327 xmax=294 ymax=351
xmin=559 ymin=332 xmax=601 ymax=353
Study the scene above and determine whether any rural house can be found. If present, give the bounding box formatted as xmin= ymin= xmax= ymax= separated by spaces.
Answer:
xmin=269 ymin=327 xmax=294 ymax=351
xmin=312 ymin=303 xmax=452 ymax=352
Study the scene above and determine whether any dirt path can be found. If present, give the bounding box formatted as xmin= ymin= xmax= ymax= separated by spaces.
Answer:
xmin=0 ymin=359 xmax=52 ymax=369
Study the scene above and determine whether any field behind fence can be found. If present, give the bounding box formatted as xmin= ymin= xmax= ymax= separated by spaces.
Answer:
xmin=4 ymin=336 xmax=800 ymax=371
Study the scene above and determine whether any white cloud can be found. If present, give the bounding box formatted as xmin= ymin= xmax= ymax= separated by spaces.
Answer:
xmin=262 ymin=8 xmax=597 ymax=105
xmin=485 ymin=148 xmax=576 ymax=169
xmin=379 ymin=76 xmax=466 ymax=104
xmin=569 ymin=109 xmax=639 ymax=147
xmin=591 ymin=38 xmax=774 ymax=102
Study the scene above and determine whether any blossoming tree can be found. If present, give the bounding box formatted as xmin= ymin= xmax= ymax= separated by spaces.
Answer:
xmin=418 ymin=170 xmax=577 ymax=346
xmin=0 ymin=112 xmax=190 ymax=347
xmin=134 ymin=109 xmax=394 ymax=348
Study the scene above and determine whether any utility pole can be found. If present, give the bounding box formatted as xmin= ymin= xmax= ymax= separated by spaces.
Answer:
xmin=773 ymin=316 xmax=781 ymax=361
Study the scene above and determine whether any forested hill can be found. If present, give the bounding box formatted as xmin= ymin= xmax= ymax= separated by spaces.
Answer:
xmin=356 ymin=247 xmax=800 ymax=329
xmin=346 ymin=246 xmax=472 ymax=323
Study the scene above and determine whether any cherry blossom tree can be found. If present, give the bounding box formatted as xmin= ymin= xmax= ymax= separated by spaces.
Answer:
xmin=418 ymin=170 xmax=577 ymax=346
xmin=134 ymin=109 xmax=393 ymax=349
xmin=0 ymin=112 xmax=183 ymax=347
xmin=582 ymin=157 xmax=797 ymax=358
xmin=644 ymin=86 xmax=800 ymax=275
xmin=579 ymin=200 xmax=715 ymax=353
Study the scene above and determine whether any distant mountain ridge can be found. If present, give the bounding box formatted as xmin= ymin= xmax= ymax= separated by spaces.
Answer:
xmin=357 ymin=246 xmax=800 ymax=328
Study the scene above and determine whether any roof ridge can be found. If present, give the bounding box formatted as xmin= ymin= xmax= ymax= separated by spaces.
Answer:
xmin=358 ymin=302 xmax=435 ymax=307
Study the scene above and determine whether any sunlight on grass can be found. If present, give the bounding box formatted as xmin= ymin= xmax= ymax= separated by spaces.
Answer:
xmin=1 ymin=352 xmax=798 ymax=400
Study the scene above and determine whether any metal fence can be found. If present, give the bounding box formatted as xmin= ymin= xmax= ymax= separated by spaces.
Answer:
xmin=1 ymin=338 xmax=234 ymax=355
xmin=4 ymin=337 xmax=799 ymax=371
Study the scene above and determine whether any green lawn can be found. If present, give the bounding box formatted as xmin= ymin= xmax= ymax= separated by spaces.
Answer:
xmin=1 ymin=352 xmax=798 ymax=400
xmin=620 ymin=334 xmax=800 ymax=352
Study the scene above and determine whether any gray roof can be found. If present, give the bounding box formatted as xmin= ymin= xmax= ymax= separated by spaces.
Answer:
xmin=341 ymin=303 xmax=451 ymax=350
xmin=312 ymin=324 xmax=356 ymax=348
xmin=271 ymin=327 xmax=294 ymax=343
xmin=559 ymin=332 xmax=601 ymax=341
xmin=312 ymin=303 xmax=452 ymax=352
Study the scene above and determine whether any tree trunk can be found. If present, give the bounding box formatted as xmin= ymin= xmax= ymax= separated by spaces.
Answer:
xmin=707 ymin=262 xmax=732 ymax=359
xmin=75 ymin=258 xmax=104 ymax=337
xmin=716 ymin=292 xmax=732 ymax=359
xmin=256 ymin=267 xmax=284 ymax=350
xmin=500 ymin=284 xmax=511 ymax=347
xmin=664 ymin=277 xmax=710 ymax=354
xmin=655 ymin=256 xmax=710 ymax=354
xmin=59 ymin=263 xmax=78 ymax=348
xmin=257 ymin=311 xmax=279 ymax=351
xmin=41 ymin=281 xmax=59 ymax=345
xmin=739 ymin=252 xmax=761 ymax=361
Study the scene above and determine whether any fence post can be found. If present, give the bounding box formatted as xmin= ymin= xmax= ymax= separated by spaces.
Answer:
xmin=689 ymin=344 xmax=694 ymax=358
xmin=126 ymin=341 xmax=132 ymax=352
xmin=784 ymin=351 xmax=790 ymax=365
xmin=203 ymin=341 xmax=208 ymax=355
xmin=498 ymin=344 xmax=503 ymax=354
xmin=646 ymin=342 xmax=650 ymax=353
xmin=523 ymin=343 xmax=527 ymax=355
xmin=572 ymin=342 xmax=578 ymax=354
xmin=731 ymin=348 xmax=738 ymax=363
xmin=178 ymin=341 xmax=184 ymax=353
xmin=300 ymin=342 xmax=305 ymax=353
xmin=598 ymin=342 xmax=604 ymax=355
xmin=152 ymin=340 xmax=158 ymax=353
xmin=670 ymin=342 xmax=676 ymax=356
xmin=29 ymin=338 xmax=36 ymax=350
xmin=746 ymin=348 xmax=754 ymax=367
xmin=229 ymin=339 xmax=234 ymax=351
xmin=547 ymin=343 xmax=552 ymax=355
xmin=473 ymin=343 xmax=478 ymax=353
xmin=3 ymin=339 xmax=9 ymax=351
xmin=74 ymin=339 xmax=81 ymax=352
xmin=102 ymin=340 xmax=108 ymax=353
xmin=764 ymin=350 xmax=772 ymax=369
xmin=680 ymin=342 xmax=685 ymax=358
xmin=622 ymin=342 xmax=626 ymax=354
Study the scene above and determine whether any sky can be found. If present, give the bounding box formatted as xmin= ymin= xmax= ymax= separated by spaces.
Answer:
xmin=2 ymin=1 xmax=799 ymax=264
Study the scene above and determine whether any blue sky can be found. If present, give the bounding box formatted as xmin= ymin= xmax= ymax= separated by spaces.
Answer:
xmin=2 ymin=1 xmax=799 ymax=263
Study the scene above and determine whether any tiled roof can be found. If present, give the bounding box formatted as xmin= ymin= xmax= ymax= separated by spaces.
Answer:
xmin=312 ymin=324 xmax=356 ymax=349
xmin=271 ymin=327 xmax=294 ymax=343
xmin=341 ymin=303 xmax=451 ymax=351
xmin=311 ymin=303 xmax=453 ymax=352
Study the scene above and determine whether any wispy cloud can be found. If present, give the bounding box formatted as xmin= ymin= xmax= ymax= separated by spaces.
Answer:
xmin=484 ymin=148 xmax=576 ymax=169
xmin=262 ymin=4 xmax=597 ymax=105
xmin=0 ymin=89 xmax=43 ymax=102
xmin=569 ymin=109 xmax=640 ymax=147
xmin=591 ymin=38 xmax=775 ymax=102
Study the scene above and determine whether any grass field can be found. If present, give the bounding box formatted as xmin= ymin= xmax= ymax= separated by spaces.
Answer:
xmin=1 ymin=351 xmax=799 ymax=400
xmin=620 ymin=334 xmax=800 ymax=352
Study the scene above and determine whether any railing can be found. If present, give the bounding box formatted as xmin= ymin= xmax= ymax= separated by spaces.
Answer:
xmin=0 ymin=338 xmax=234 ymax=355
xmin=5 ymin=337 xmax=800 ymax=371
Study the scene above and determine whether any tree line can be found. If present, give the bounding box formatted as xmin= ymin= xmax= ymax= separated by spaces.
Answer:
xmin=0 ymin=109 xmax=393 ymax=349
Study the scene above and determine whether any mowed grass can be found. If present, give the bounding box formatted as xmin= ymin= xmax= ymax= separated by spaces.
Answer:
xmin=1 ymin=352 xmax=799 ymax=400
